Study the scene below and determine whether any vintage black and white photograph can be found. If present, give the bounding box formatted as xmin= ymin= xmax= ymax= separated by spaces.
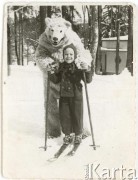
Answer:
xmin=2 ymin=3 xmax=136 ymax=179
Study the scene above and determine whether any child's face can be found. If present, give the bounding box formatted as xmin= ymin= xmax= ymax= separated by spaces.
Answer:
xmin=64 ymin=48 xmax=75 ymax=64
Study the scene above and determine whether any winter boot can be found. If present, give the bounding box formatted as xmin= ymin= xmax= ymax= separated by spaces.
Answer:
xmin=74 ymin=134 xmax=82 ymax=144
xmin=63 ymin=135 xmax=74 ymax=145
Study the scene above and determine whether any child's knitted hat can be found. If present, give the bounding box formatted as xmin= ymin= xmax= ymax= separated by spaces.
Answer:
xmin=63 ymin=43 xmax=77 ymax=59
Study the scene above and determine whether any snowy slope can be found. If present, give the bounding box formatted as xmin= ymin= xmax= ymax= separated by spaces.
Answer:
xmin=2 ymin=65 xmax=136 ymax=179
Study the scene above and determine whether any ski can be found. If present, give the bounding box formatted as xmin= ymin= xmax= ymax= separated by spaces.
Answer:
xmin=66 ymin=143 xmax=80 ymax=156
xmin=47 ymin=144 xmax=69 ymax=162
xmin=54 ymin=144 xmax=69 ymax=158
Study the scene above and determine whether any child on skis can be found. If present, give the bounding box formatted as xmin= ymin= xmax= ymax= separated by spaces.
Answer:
xmin=50 ymin=43 xmax=93 ymax=145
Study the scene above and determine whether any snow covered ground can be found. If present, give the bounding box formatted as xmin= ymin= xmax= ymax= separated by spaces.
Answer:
xmin=2 ymin=65 xmax=136 ymax=179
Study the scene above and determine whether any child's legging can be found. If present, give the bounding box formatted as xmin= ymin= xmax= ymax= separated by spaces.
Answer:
xmin=59 ymin=96 xmax=83 ymax=135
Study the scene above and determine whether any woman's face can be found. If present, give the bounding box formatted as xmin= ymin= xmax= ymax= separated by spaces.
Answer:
xmin=64 ymin=48 xmax=75 ymax=64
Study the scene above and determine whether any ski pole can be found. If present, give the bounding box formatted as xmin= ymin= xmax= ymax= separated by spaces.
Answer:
xmin=83 ymin=71 xmax=96 ymax=150
xmin=44 ymin=71 xmax=50 ymax=151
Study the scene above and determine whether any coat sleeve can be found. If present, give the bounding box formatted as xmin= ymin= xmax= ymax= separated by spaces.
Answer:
xmin=82 ymin=66 xmax=94 ymax=84
xmin=35 ymin=33 xmax=53 ymax=72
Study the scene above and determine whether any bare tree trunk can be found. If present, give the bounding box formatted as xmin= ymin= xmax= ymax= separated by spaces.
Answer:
xmin=115 ymin=6 xmax=120 ymax=75
xmin=19 ymin=13 xmax=21 ymax=65
xmin=27 ymin=40 xmax=29 ymax=65
xmin=14 ymin=11 xmax=20 ymax=65
xmin=95 ymin=6 xmax=102 ymax=74
xmin=7 ymin=8 xmax=12 ymax=66
xmin=70 ymin=6 xmax=74 ymax=21
xmin=126 ymin=6 xmax=133 ymax=75
xmin=87 ymin=6 xmax=91 ymax=49
xmin=110 ymin=6 xmax=114 ymax=37
xmin=61 ymin=6 xmax=67 ymax=19
xmin=21 ymin=11 xmax=24 ymax=65
xmin=40 ymin=6 xmax=52 ymax=34
xmin=7 ymin=24 xmax=11 ymax=64
xmin=82 ymin=6 xmax=87 ymax=48
xmin=7 ymin=7 xmax=12 ymax=76
xmin=89 ymin=6 xmax=98 ymax=70
xmin=40 ymin=6 xmax=47 ymax=33
xmin=47 ymin=6 xmax=52 ymax=17
xmin=19 ymin=11 xmax=23 ymax=65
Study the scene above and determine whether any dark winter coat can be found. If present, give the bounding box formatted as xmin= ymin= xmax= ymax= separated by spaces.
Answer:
xmin=50 ymin=62 xmax=92 ymax=98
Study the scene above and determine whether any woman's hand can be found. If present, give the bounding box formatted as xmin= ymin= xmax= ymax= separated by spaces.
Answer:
xmin=47 ymin=62 xmax=59 ymax=74
xmin=80 ymin=62 xmax=89 ymax=71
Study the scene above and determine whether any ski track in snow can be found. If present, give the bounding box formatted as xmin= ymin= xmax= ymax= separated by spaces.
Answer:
xmin=2 ymin=65 xmax=136 ymax=179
